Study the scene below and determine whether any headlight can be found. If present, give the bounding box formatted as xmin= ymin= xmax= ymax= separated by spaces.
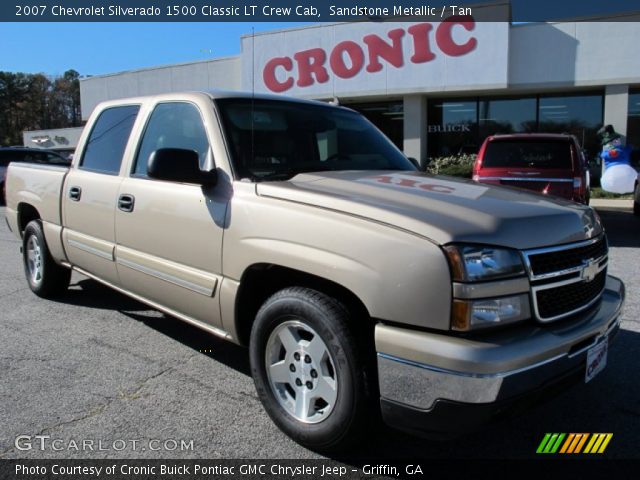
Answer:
xmin=452 ymin=294 xmax=531 ymax=331
xmin=444 ymin=244 xmax=525 ymax=282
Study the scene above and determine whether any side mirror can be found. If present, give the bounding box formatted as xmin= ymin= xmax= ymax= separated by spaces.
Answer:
xmin=147 ymin=148 xmax=217 ymax=186
xmin=407 ymin=156 xmax=420 ymax=169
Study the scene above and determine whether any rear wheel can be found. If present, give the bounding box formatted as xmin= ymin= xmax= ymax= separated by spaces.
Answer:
xmin=249 ymin=287 xmax=371 ymax=452
xmin=22 ymin=220 xmax=71 ymax=298
xmin=634 ymin=183 xmax=640 ymax=216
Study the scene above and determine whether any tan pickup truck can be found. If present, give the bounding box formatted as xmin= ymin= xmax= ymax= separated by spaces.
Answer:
xmin=5 ymin=91 xmax=625 ymax=451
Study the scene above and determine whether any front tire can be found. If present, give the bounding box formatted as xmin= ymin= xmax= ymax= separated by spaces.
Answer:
xmin=634 ymin=183 xmax=640 ymax=216
xmin=249 ymin=287 xmax=370 ymax=452
xmin=23 ymin=220 xmax=71 ymax=298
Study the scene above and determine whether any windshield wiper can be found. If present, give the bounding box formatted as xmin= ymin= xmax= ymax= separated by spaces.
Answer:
xmin=254 ymin=166 xmax=336 ymax=182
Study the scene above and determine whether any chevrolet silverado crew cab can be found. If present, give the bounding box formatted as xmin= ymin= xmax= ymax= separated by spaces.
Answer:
xmin=5 ymin=92 xmax=625 ymax=451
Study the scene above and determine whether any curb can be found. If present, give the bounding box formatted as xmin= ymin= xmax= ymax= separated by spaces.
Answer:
xmin=590 ymin=198 xmax=633 ymax=209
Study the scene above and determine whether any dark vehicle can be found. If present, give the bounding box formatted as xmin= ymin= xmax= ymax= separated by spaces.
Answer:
xmin=0 ymin=147 xmax=71 ymax=204
xmin=473 ymin=134 xmax=590 ymax=204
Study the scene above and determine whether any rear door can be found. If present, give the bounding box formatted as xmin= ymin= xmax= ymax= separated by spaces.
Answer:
xmin=478 ymin=139 xmax=575 ymax=199
xmin=62 ymin=104 xmax=140 ymax=284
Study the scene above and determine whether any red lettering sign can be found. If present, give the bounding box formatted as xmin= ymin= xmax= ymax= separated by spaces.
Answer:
xmin=263 ymin=57 xmax=294 ymax=93
xmin=407 ymin=23 xmax=436 ymax=64
xmin=330 ymin=41 xmax=365 ymax=79
xmin=293 ymin=48 xmax=329 ymax=87
xmin=436 ymin=16 xmax=478 ymax=56
xmin=261 ymin=17 xmax=477 ymax=92
xmin=363 ymin=28 xmax=405 ymax=73
xmin=367 ymin=174 xmax=457 ymax=194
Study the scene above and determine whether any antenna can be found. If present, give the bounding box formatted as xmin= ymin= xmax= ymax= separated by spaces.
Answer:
xmin=251 ymin=26 xmax=255 ymax=169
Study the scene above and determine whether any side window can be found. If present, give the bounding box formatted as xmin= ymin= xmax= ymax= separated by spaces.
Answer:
xmin=134 ymin=102 xmax=209 ymax=177
xmin=80 ymin=105 xmax=140 ymax=175
xmin=46 ymin=153 xmax=67 ymax=165
xmin=28 ymin=152 xmax=48 ymax=163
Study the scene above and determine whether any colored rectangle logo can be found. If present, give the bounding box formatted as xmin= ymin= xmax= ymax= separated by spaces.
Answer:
xmin=537 ymin=433 xmax=612 ymax=454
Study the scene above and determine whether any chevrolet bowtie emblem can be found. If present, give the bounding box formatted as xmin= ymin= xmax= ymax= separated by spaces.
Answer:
xmin=582 ymin=259 xmax=599 ymax=282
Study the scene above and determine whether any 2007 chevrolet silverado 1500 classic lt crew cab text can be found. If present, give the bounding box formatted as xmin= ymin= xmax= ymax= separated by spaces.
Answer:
xmin=4 ymin=92 xmax=625 ymax=451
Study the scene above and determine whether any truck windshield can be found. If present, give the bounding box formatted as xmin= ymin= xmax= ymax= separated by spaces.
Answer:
xmin=483 ymin=140 xmax=573 ymax=170
xmin=216 ymin=98 xmax=415 ymax=181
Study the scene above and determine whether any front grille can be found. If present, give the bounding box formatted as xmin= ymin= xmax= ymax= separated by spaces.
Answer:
xmin=528 ymin=236 xmax=607 ymax=276
xmin=535 ymin=270 xmax=606 ymax=320
xmin=523 ymin=236 xmax=609 ymax=322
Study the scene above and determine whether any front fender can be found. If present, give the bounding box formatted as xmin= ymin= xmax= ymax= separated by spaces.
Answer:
xmin=223 ymin=187 xmax=452 ymax=330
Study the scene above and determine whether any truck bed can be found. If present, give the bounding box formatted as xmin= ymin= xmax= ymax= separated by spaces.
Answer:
xmin=5 ymin=162 xmax=68 ymax=243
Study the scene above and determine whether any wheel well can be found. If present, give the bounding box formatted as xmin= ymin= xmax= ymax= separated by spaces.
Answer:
xmin=17 ymin=203 xmax=41 ymax=235
xmin=234 ymin=264 xmax=372 ymax=347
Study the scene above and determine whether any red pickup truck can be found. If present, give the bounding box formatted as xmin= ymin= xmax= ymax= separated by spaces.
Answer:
xmin=472 ymin=133 xmax=590 ymax=204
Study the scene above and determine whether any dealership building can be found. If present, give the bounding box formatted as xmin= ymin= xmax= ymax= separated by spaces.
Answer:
xmin=78 ymin=2 xmax=640 ymax=164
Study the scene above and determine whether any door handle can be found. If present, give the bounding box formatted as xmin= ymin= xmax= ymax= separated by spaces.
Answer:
xmin=118 ymin=194 xmax=135 ymax=213
xmin=69 ymin=186 xmax=82 ymax=201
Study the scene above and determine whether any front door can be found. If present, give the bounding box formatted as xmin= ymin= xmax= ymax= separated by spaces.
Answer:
xmin=114 ymin=101 xmax=228 ymax=329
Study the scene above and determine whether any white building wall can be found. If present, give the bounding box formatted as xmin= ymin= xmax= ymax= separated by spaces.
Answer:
xmin=604 ymin=84 xmax=630 ymax=137
xmin=77 ymin=17 xmax=640 ymax=164
xmin=79 ymin=57 xmax=241 ymax=119
xmin=509 ymin=20 xmax=640 ymax=88
xmin=23 ymin=127 xmax=84 ymax=151
xmin=241 ymin=21 xmax=510 ymax=98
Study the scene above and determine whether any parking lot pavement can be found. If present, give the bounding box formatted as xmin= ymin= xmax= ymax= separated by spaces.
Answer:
xmin=0 ymin=206 xmax=638 ymax=461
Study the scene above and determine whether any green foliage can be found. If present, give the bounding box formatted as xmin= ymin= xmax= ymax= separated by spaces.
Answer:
xmin=425 ymin=154 xmax=476 ymax=178
xmin=590 ymin=187 xmax=634 ymax=199
xmin=0 ymin=70 xmax=81 ymax=146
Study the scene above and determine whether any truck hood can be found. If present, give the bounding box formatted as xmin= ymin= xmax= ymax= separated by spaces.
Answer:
xmin=255 ymin=171 xmax=602 ymax=249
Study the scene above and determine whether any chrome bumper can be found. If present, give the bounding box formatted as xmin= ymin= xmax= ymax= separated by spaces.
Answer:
xmin=376 ymin=275 xmax=625 ymax=411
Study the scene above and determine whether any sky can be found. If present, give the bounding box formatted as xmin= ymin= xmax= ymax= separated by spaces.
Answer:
xmin=0 ymin=0 xmax=635 ymax=78
xmin=0 ymin=22 xmax=311 ymax=77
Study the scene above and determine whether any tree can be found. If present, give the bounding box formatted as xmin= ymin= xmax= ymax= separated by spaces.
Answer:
xmin=0 ymin=69 xmax=83 ymax=146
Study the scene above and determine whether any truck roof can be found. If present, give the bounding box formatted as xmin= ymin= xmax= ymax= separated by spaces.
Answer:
xmin=488 ymin=133 xmax=576 ymax=141
xmin=92 ymin=89 xmax=346 ymax=111
xmin=206 ymin=89 xmax=335 ymax=105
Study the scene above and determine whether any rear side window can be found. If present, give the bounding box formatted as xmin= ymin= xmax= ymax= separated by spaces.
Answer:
xmin=46 ymin=153 xmax=71 ymax=166
xmin=0 ymin=151 xmax=26 ymax=164
xmin=0 ymin=150 xmax=62 ymax=165
xmin=0 ymin=153 xmax=11 ymax=167
xmin=483 ymin=140 xmax=573 ymax=169
xmin=80 ymin=105 xmax=140 ymax=175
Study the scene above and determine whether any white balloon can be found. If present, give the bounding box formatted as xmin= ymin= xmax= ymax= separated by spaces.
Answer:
xmin=600 ymin=164 xmax=637 ymax=194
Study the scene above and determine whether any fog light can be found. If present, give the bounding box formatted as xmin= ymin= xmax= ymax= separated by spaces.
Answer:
xmin=452 ymin=294 xmax=530 ymax=331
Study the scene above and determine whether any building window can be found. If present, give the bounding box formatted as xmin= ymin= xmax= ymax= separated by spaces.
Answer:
xmin=479 ymin=97 xmax=537 ymax=139
xmin=627 ymin=89 xmax=640 ymax=167
xmin=348 ymin=101 xmax=404 ymax=150
xmin=538 ymin=93 xmax=603 ymax=160
xmin=425 ymin=92 xmax=604 ymax=162
xmin=427 ymin=99 xmax=478 ymax=157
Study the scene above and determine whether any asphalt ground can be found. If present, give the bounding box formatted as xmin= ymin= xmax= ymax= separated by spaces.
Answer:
xmin=0 ymin=205 xmax=638 ymax=461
